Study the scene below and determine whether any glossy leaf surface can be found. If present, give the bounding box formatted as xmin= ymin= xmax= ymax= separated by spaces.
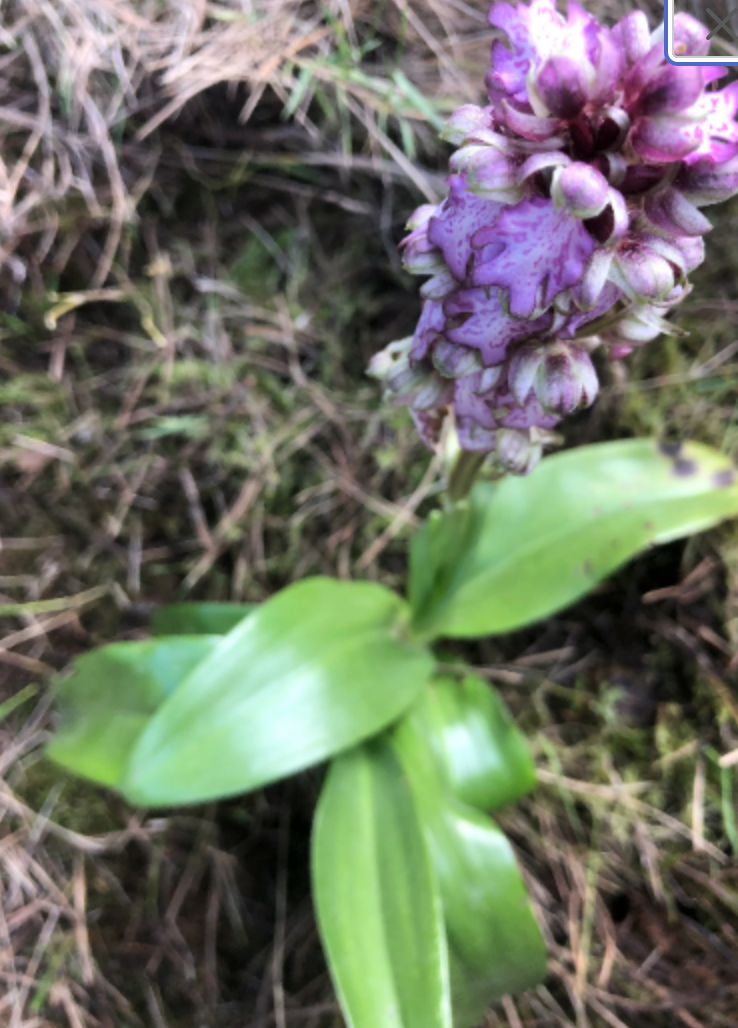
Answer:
xmin=437 ymin=805 xmax=546 ymax=1025
xmin=312 ymin=740 xmax=451 ymax=1028
xmin=418 ymin=675 xmax=536 ymax=811
xmin=124 ymin=578 xmax=434 ymax=806
xmin=47 ymin=637 xmax=219 ymax=788
xmin=151 ymin=603 xmax=258 ymax=636
xmin=393 ymin=680 xmax=546 ymax=1026
xmin=411 ymin=439 xmax=738 ymax=639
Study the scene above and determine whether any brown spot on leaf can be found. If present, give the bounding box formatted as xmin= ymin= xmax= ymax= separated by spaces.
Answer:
xmin=713 ymin=468 xmax=736 ymax=488
xmin=673 ymin=457 xmax=697 ymax=477
xmin=658 ymin=440 xmax=682 ymax=458
xmin=583 ymin=559 xmax=594 ymax=578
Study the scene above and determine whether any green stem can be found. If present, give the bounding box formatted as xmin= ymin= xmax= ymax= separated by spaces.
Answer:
xmin=447 ymin=451 xmax=486 ymax=503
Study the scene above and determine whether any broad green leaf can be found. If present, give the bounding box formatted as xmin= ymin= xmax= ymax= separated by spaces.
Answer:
xmin=151 ymin=602 xmax=258 ymax=636
xmin=408 ymin=503 xmax=476 ymax=625
xmin=417 ymin=676 xmax=536 ymax=812
xmin=124 ymin=578 xmax=434 ymax=807
xmin=393 ymin=685 xmax=546 ymax=1027
xmin=411 ymin=439 xmax=738 ymax=639
xmin=312 ymin=740 xmax=451 ymax=1028
xmin=47 ymin=637 xmax=219 ymax=788
xmin=436 ymin=805 xmax=546 ymax=1026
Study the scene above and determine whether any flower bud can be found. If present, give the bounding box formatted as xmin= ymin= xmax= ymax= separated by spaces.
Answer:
xmin=551 ymin=163 xmax=610 ymax=219
xmin=441 ymin=105 xmax=492 ymax=145
xmin=369 ymin=342 xmax=448 ymax=413
xmin=432 ymin=338 xmax=483 ymax=378
xmin=676 ymin=156 xmax=738 ymax=206
xmin=517 ymin=151 xmax=571 ymax=184
xmin=496 ymin=428 xmax=543 ymax=474
xmin=632 ymin=65 xmax=703 ymax=117
xmin=673 ymin=234 xmax=704 ymax=273
xmin=400 ymin=210 xmax=445 ymax=275
xmin=402 ymin=242 xmax=446 ymax=275
xmin=644 ymin=188 xmax=712 ymax=236
xmin=578 ymin=249 xmax=614 ymax=310
xmin=499 ymin=99 xmax=561 ymax=142
xmin=367 ymin=338 xmax=412 ymax=382
xmin=509 ymin=341 xmax=599 ymax=416
xmin=533 ymin=55 xmax=588 ymax=119
xmin=603 ymin=304 xmax=681 ymax=345
xmin=588 ymin=33 xmax=622 ymax=105
xmin=612 ymin=11 xmax=651 ymax=66
xmin=475 ymin=365 xmax=505 ymax=395
xmin=630 ymin=113 xmax=703 ymax=161
xmin=495 ymin=387 xmax=560 ymax=430
xmin=450 ymin=145 xmax=522 ymax=202
xmin=378 ymin=351 xmax=449 ymax=409
xmin=420 ymin=269 xmax=458 ymax=301
xmin=407 ymin=205 xmax=436 ymax=231
xmin=610 ymin=236 xmax=682 ymax=301
xmin=411 ymin=299 xmax=446 ymax=360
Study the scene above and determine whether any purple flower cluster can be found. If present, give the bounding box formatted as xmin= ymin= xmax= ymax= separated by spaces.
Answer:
xmin=369 ymin=0 xmax=738 ymax=472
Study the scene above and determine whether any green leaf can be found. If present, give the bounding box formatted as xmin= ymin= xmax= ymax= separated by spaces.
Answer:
xmin=408 ymin=503 xmax=477 ymax=624
xmin=414 ymin=675 xmax=536 ymax=812
xmin=411 ymin=439 xmax=738 ymax=639
xmin=312 ymin=740 xmax=452 ymax=1028
xmin=151 ymin=602 xmax=258 ymax=636
xmin=437 ymin=806 xmax=546 ymax=1026
xmin=393 ymin=683 xmax=546 ymax=1027
xmin=124 ymin=578 xmax=434 ymax=807
xmin=46 ymin=637 xmax=220 ymax=788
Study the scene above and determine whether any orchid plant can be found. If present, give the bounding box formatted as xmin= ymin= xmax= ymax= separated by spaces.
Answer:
xmin=46 ymin=4 xmax=738 ymax=1027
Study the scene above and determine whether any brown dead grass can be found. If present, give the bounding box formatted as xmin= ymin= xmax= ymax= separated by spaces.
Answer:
xmin=0 ymin=0 xmax=489 ymax=291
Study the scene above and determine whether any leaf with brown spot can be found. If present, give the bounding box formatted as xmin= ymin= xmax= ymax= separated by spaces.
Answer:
xmin=411 ymin=439 xmax=738 ymax=639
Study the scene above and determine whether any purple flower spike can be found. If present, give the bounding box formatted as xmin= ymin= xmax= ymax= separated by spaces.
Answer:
xmin=371 ymin=0 xmax=738 ymax=474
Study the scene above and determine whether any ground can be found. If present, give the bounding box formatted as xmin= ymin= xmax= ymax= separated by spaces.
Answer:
xmin=2 ymin=1 xmax=738 ymax=1026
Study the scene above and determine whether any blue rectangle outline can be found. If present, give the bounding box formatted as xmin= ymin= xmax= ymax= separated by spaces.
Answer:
xmin=664 ymin=0 xmax=738 ymax=65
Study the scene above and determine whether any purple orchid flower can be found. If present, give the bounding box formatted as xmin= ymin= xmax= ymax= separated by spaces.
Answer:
xmin=369 ymin=0 xmax=738 ymax=473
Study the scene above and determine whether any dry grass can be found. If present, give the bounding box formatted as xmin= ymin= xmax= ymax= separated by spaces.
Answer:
xmin=2 ymin=0 xmax=738 ymax=1025
xmin=0 ymin=0 xmax=489 ymax=291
